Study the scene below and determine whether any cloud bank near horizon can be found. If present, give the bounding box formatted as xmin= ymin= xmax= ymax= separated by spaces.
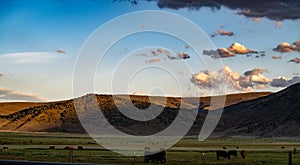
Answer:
xmin=0 ymin=87 xmax=46 ymax=102
xmin=191 ymin=66 xmax=300 ymax=93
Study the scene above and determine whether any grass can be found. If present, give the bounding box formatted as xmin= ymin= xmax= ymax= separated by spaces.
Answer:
xmin=0 ymin=132 xmax=300 ymax=164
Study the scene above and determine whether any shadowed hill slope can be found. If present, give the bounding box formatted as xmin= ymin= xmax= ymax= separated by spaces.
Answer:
xmin=213 ymin=83 xmax=300 ymax=137
xmin=0 ymin=91 xmax=274 ymax=136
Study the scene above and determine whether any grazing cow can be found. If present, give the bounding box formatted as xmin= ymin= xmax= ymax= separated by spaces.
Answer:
xmin=144 ymin=148 xmax=166 ymax=163
xmin=49 ymin=146 xmax=55 ymax=149
xmin=281 ymin=146 xmax=285 ymax=149
xmin=228 ymin=150 xmax=237 ymax=157
xmin=3 ymin=147 xmax=8 ymax=151
xmin=240 ymin=150 xmax=246 ymax=159
xmin=216 ymin=150 xmax=230 ymax=160
xmin=65 ymin=146 xmax=73 ymax=150
xmin=78 ymin=146 xmax=84 ymax=150
xmin=222 ymin=146 xmax=226 ymax=149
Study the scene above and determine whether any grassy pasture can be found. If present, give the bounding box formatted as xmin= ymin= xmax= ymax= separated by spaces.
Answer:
xmin=0 ymin=132 xmax=300 ymax=164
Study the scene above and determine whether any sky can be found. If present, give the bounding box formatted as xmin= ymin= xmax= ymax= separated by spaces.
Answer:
xmin=0 ymin=0 xmax=299 ymax=102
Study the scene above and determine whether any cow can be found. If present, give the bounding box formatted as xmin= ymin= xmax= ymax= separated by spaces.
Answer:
xmin=228 ymin=150 xmax=237 ymax=157
xmin=144 ymin=148 xmax=166 ymax=163
xmin=3 ymin=147 xmax=8 ymax=151
xmin=78 ymin=146 xmax=84 ymax=150
xmin=65 ymin=146 xmax=73 ymax=150
xmin=216 ymin=150 xmax=230 ymax=160
xmin=240 ymin=150 xmax=246 ymax=159
xmin=49 ymin=146 xmax=55 ymax=149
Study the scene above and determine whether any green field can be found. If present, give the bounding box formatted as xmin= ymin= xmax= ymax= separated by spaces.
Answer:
xmin=0 ymin=132 xmax=300 ymax=164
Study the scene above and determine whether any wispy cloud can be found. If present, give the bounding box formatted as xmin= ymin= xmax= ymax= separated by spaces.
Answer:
xmin=0 ymin=52 xmax=61 ymax=64
xmin=211 ymin=27 xmax=234 ymax=37
xmin=0 ymin=87 xmax=46 ymax=102
xmin=271 ymin=56 xmax=283 ymax=60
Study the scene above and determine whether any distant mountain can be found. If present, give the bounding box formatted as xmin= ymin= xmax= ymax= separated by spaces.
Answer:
xmin=213 ymin=83 xmax=300 ymax=137
xmin=0 ymin=91 xmax=274 ymax=136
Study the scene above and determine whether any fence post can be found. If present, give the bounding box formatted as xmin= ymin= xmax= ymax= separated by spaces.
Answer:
xmin=69 ymin=146 xmax=74 ymax=163
xmin=133 ymin=152 xmax=136 ymax=165
xmin=288 ymin=151 xmax=292 ymax=165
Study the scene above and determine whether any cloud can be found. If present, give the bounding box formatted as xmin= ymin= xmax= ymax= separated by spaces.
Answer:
xmin=134 ymin=48 xmax=190 ymax=62
xmin=243 ymin=68 xmax=271 ymax=84
xmin=145 ymin=58 xmax=160 ymax=64
xmin=272 ymin=40 xmax=300 ymax=53
xmin=203 ymin=42 xmax=258 ymax=59
xmin=250 ymin=74 xmax=271 ymax=84
xmin=294 ymin=39 xmax=300 ymax=48
xmin=211 ymin=28 xmax=234 ymax=37
xmin=185 ymin=44 xmax=190 ymax=49
xmin=191 ymin=66 xmax=271 ymax=92
xmin=0 ymin=87 xmax=46 ymax=102
xmin=153 ymin=0 xmax=300 ymax=21
xmin=56 ymin=49 xmax=66 ymax=54
xmin=244 ymin=68 xmax=268 ymax=76
xmin=271 ymin=76 xmax=300 ymax=87
xmin=134 ymin=53 xmax=148 ymax=57
xmin=275 ymin=21 xmax=282 ymax=28
xmin=227 ymin=43 xmax=258 ymax=54
xmin=252 ymin=17 xmax=261 ymax=23
xmin=289 ymin=57 xmax=300 ymax=64
xmin=0 ymin=52 xmax=60 ymax=63
xmin=271 ymin=56 xmax=283 ymax=60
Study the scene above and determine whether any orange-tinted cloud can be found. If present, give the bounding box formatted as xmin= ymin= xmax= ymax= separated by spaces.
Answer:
xmin=227 ymin=42 xmax=258 ymax=54
xmin=191 ymin=66 xmax=271 ymax=92
xmin=273 ymin=40 xmax=300 ymax=53
xmin=252 ymin=17 xmax=261 ymax=23
xmin=146 ymin=58 xmax=160 ymax=64
xmin=134 ymin=53 xmax=148 ymax=57
xmin=275 ymin=21 xmax=282 ymax=28
xmin=185 ymin=44 xmax=190 ymax=49
xmin=203 ymin=42 xmax=258 ymax=59
xmin=56 ymin=49 xmax=66 ymax=54
xmin=211 ymin=27 xmax=234 ymax=37
xmin=271 ymin=56 xmax=283 ymax=60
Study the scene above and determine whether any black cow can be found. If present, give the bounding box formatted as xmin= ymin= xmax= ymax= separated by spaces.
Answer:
xmin=228 ymin=150 xmax=237 ymax=157
xmin=216 ymin=150 xmax=230 ymax=160
xmin=144 ymin=148 xmax=166 ymax=163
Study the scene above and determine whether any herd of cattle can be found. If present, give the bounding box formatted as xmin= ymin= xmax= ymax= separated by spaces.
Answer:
xmin=216 ymin=150 xmax=246 ymax=160
xmin=142 ymin=147 xmax=247 ymax=163
xmin=3 ymin=145 xmax=300 ymax=163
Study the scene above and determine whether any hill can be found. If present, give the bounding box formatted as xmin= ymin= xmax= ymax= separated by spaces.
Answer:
xmin=213 ymin=83 xmax=300 ymax=137
xmin=0 ymin=91 xmax=274 ymax=136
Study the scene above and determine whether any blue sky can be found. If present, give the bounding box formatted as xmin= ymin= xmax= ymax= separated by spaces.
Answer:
xmin=0 ymin=0 xmax=299 ymax=101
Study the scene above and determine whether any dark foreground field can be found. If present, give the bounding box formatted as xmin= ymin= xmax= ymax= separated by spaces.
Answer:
xmin=0 ymin=132 xmax=300 ymax=164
